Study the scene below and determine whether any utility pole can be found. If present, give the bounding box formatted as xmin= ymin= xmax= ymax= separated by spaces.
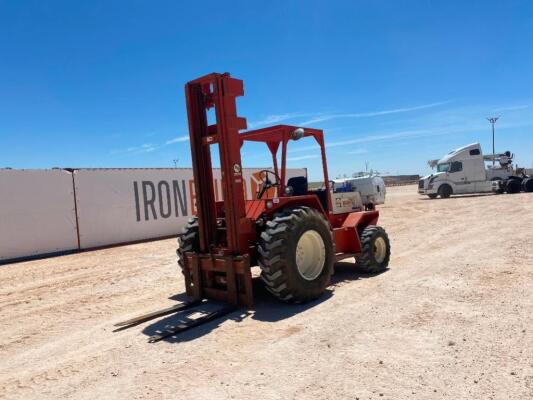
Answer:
xmin=365 ymin=161 xmax=369 ymax=173
xmin=486 ymin=116 xmax=499 ymax=166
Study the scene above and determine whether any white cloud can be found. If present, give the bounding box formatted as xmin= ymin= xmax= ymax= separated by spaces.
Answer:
xmin=491 ymin=104 xmax=529 ymax=112
xmin=111 ymin=134 xmax=190 ymax=156
xmin=287 ymin=154 xmax=320 ymax=161
xmin=165 ymin=135 xmax=190 ymax=145
xmin=248 ymin=112 xmax=312 ymax=128
xmin=285 ymin=122 xmax=494 ymax=155
xmin=297 ymin=101 xmax=452 ymax=126
xmin=347 ymin=148 xmax=368 ymax=155
xmin=248 ymin=101 xmax=450 ymax=130
xmin=137 ymin=144 xmax=157 ymax=153
xmin=110 ymin=143 xmax=157 ymax=155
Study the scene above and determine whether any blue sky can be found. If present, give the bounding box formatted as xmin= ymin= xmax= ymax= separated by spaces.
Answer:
xmin=1 ymin=0 xmax=532 ymax=180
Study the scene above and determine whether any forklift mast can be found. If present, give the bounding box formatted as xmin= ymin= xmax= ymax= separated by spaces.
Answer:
xmin=185 ymin=73 xmax=248 ymax=255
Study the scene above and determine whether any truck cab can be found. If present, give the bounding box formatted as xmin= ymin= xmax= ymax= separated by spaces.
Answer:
xmin=418 ymin=143 xmax=513 ymax=198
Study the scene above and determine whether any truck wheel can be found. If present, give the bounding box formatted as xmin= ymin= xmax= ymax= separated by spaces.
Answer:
xmin=438 ymin=184 xmax=452 ymax=198
xmin=427 ymin=194 xmax=438 ymax=199
xmin=177 ymin=217 xmax=199 ymax=277
xmin=522 ymin=177 xmax=533 ymax=193
xmin=258 ymin=207 xmax=335 ymax=303
xmin=506 ymin=179 xmax=521 ymax=194
xmin=355 ymin=226 xmax=391 ymax=273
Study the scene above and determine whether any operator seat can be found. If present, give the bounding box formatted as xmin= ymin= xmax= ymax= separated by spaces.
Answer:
xmin=313 ymin=188 xmax=329 ymax=210
xmin=287 ymin=176 xmax=308 ymax=196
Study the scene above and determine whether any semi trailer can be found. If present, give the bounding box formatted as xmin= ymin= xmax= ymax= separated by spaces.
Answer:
xmin=418 ymin=143 xmax=532 ymax=198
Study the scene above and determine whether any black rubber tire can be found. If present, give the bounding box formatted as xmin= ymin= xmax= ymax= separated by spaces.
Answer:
xmin=506 ymin=179 xmax=522 ymax=194
xmin=438 ymin=184 xmax=452 ymax=198
xmin=427 ymin=194 xmax=438 ymax=199
xmin=355 ymin=226 xmax=391 ymax=273
xmin=258 ymin=206 xmax=335 ymax=303
xmin=522 ymin=177 xmax=533 ymax=193
xmin=177 ymin=217 xmax=199 ymax=276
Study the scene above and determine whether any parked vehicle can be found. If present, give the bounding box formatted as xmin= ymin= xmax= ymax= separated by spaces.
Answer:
xmin=417 ymin=143 xmax=531 ymax=198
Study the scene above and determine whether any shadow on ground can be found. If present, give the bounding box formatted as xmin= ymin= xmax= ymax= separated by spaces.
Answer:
xmin=140 ymin=261 xmax=388 ymax=344
xmin=419 ymin=193 xmax=494 ymax=200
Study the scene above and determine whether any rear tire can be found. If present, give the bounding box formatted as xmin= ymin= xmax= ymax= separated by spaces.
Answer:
xmin=438 ymin=184 xmax=452 ymax=198
xmin=258 ymin=207 xmax=335 ymax=303
xmin=355 ymin=226 xmax=391 ymax=273
xmin=506 ymin=179 xmax=521 ymax=194
xmin=177 ymin=217 xmax=199 ymax=276
xmin=522 ymin=177 xmax=533 ymax=193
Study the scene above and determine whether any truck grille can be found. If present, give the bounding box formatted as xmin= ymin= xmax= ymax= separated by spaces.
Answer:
xmin=418 ymin=180 xmax=424 ymax=189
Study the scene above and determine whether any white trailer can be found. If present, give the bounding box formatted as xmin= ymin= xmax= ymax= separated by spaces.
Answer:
xmin=417 ymin=143 xmax=531 ymax=198
xmin=330 ymin=176 xmax=386 ymax=214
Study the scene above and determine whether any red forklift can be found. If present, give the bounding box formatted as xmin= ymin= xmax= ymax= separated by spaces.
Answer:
xmin=178 ymin=72 xmax=390 ymax=307
xmin=116 ymin=73 xmax=390 ymax=341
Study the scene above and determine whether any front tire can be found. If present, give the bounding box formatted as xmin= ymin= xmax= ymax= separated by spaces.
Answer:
xmin=355 ymin=226 xmax=391 ymax=273
xmin=438 ymin=184 xmax=452 ymax=198
xmin=258 ymin=207 xmax=335 ymax=303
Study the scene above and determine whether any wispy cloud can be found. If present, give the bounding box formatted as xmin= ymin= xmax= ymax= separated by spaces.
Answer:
xmin=110 ymin=143 xmax=158 ymax=155
xmin=292 ymin=116 xmax=533 ymax=155
xmin=326 ymin=129 xmax=434 ymax=148
xmin=248 ymin=112 xmax=312 ymax=128
xmin=491 ymin=104 xmax=529 ymax=113
xmin=111 ymin=134 xmax=189 ymax=156
xmin=136 ymin=144 xmax=158 ymax=153
xmin=248 ymin=101 xmax=451 ymax=129
xmin=287 ymin=154 xmax=320 ymax=162
xmin=287 ymin=122 xmax=494 ymax=155
xmin=347 ymin=148 xmax=368 ymax=155
xmin=165 ymin=135 xmax=189 ymax=144
xmin=297 ymin=101 xmax=452 ymax=125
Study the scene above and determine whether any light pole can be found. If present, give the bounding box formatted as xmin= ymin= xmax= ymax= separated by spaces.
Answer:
xmin=486 ymin=116 xmax=499 ymax=166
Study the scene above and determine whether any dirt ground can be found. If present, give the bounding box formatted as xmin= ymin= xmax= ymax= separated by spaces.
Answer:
xmin=1 ymin=185 xmax=532 ymax=400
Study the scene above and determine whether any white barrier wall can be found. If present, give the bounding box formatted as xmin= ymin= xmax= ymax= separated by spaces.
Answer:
xmin=74 ymin=168 xmax=306 ymax=249
xmin=0 ymin=169 xmax=78 ymax=261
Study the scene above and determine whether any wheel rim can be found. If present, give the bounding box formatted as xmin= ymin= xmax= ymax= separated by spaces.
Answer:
xmin=295 ymin=230 xmax=326 ymax=281
xmin=374 ymin=236 xmax=387 ymax=264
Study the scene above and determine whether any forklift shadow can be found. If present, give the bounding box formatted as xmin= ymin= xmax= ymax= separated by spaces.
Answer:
xmin=250 ymin=260 xmax=387 ymax=323
xmin=332 ymin=260 xmax=388 ymax=285
xmin=141 ymin=261 xmax=387 ymax=344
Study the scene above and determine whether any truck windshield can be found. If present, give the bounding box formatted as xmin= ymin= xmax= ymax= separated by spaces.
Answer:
xmin=437 ymin=163 xmax=449 ymax=173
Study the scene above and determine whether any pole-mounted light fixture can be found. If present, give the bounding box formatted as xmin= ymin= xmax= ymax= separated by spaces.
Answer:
xmin=486 ymin=116 xmax=500 ymax=166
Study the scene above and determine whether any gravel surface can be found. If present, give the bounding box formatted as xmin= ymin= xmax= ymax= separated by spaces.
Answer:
xmin=1 ymin=185 xmax=532 ymax=400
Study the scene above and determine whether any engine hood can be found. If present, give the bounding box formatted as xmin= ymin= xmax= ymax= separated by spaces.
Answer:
xmin=421 ymin=172 xmax=446 ymax=181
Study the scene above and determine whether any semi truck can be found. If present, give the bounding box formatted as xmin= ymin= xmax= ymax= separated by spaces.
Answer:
xmin=418 ymin=143 xmax=532 ymax=198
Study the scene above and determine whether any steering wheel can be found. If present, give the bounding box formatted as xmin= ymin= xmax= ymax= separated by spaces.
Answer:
xmin=256 ymin=169 xmax=281 ymax=199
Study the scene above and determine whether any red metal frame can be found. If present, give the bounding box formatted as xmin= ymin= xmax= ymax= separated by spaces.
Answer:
xmin=183 ymin=72 xmax=380 ymax=307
